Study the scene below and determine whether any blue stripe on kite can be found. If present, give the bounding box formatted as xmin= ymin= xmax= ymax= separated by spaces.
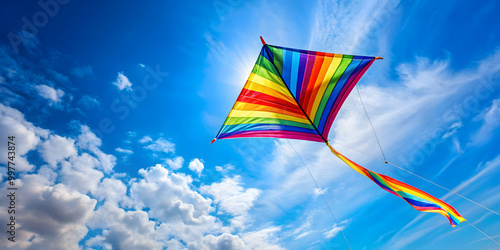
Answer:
xmin=220 ymin=124 xmax=318 ymax=137
xmin=282 ymin=49 xmax=291 ymax=89
xmin=403 ymin=197 xmax=442 ymax=209
xmin=290 ymin=51 xmax=300 ymax=98
xmin=317 ymin=59 xmax=362 ymax=133
xmin=260 ymin=46 xmax=273 ymax=64
xmin=296 ymin=53 xmax=308 ymax=101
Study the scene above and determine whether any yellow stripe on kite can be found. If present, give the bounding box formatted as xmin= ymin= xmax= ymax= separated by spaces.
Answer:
xmin=248 ymin=72 xmax=293 ymax=100
xmin=232 ymin=102 xmax=307 ymax=119
xmin=309 ymin=54 xmax=343 ymax=121
xmin=228 ymin=110 xmax=311 ymax=124
xmin=245 ymin=80 xmax=296 ymax=104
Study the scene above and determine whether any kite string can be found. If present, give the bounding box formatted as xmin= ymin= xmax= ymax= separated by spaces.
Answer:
xmin=355 ymin=86 xmax=387 ymax=163
xmin=286 ymin=140 xmax=352 ymax=250
xmin=330 ymin=140 xmax=500 ymax=216
xmin=466 ymin=220 xmax=500 ymax=246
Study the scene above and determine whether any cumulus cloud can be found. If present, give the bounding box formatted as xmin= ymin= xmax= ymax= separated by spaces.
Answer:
xmin=113 ymin=72 xmax=132 ymax=91
xmin=188 ymin=158 xmax=204 ymax=176
xmin=0 ymin=103 xmax=286 ymax=249
xmin=40 ymin=135 xmax=77 ymax=167
xmin=87 ymin=202 xmax=163 ymax=250
xmin=165 ymin=156 xmax=184 ymax=170
xmin=200 ymin=175 xmax=261 ymax=228
xmin=76 ymin=125 xmax=116 ymax=173
xmin=33 ymin=84 xmax=65 ymax=104
xmin=0 ymin=103 xmax=48 ymax=172
xmin=0 ymin=174 xmax=96 ymax=249
xmin=142 ymin=136 xmax=175 ymax=154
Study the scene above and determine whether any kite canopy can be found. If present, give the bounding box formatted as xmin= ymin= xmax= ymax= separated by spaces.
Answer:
xmin=214 ymin=43 xmax=377 ymax=142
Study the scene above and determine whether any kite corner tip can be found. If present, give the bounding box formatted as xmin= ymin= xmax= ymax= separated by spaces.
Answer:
xmin=375 ymin=56 xmax=384 ymax=60
xmin=210 ymin=138 xmax=217 ymax=144
xmin=260 ymin=36 xmax=266 ymax=45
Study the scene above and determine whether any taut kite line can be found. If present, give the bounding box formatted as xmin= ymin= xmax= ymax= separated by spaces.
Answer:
xmin=211 ymin=37 xmax=465 ymax=227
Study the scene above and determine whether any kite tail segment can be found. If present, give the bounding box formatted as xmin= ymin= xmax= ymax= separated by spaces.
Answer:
xmin=325 ymin=142 xmax=465 ymax=227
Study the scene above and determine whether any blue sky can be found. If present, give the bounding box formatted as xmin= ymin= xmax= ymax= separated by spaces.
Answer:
xmin=0 ymin=0 xmax=499 ymax=249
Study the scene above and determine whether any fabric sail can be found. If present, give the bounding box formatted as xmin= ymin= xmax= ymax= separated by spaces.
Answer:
xmin=214 ymin=44 xmax=375 ymax=142
xmin=213 ymin=41 xmax=465 ymax=227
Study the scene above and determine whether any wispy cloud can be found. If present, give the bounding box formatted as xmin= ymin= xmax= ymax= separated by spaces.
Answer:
xmin=142 ymin=136 xmax=175 ymax=154
xmin=469 ymin=99 xmax=500 ymax=146
xmin=115 ymin=148 xmax=133 ymax=154
xmin=72 ymin=65 xmax=93 ymax=78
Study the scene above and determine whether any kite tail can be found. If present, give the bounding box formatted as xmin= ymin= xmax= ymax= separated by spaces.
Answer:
xmin=325 ymin=142 xmax=465 ymax=227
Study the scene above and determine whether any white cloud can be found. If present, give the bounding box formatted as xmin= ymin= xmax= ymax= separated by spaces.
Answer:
xmin=215 ymin=164 xmax=235 ymax=173
xmin=203 ymin=233 xmax=246 ymax=249
xmin=469 ymin=99 xmax=500 ymax=146
xmin=165 ymin=156 xmax=184 ymax=170
xmin=0 ymin=174 xmax=96 ymax=249
xmin=33 ymin=84 xmax=65 ymax=104
xmin=40 ymin=135 xmax=77 ymax=167
xmin=87 ymin=202 xmax=164 ymax=250
xmin=0 ymin=103 xmax=48 ymax=172
xmin=113 ymin=72 xmax=132 ymax=91
xmin=77 ymin=125 xmax=116 ymax=173
xmin=92 ymin=178 xmax=128 ymax=203
xmin=141 ymin=136 xmax=175 ymax=155
xmin=188 ymin=158 xmax=204 ymax=176
xmin=59 ymin=153 xmax=104 ymax=194
xmin=78 ymin=95 xmax=100 ymax=109
xmin=115 ymin=148 xmax=133 ymax=154
xmin=138 ymin=136 xmax=152 ymax=144
xmin=130 ymin=164 xmax=214 ymax=225
xmin=200 ymin=175 xmax=261 ymax=229
xmin=241 ymin=226 xmax=284 ymax=250
xmin=314 ymin=187 xmax=328 ymax=197
xmin=0 ymin=104 xmax=288 ymax=249
xmin=442 ymin=122 xmax=463 ymax=139
xmin=309 ymin=0 xmax=400 ymax=53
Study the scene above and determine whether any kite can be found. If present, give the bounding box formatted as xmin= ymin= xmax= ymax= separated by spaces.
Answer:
xmin=212 ymin=37 xmax=465 ymax=227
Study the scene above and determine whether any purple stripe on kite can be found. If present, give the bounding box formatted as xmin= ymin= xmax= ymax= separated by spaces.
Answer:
xmin=219 ymin=130 xmax=324 ymax=142
xmin=220 ymin=123 xmax=317 ymax=135
xmin=299 ymin=53 xmax=316 ymax=106
xmin=295 ymin=53 xmax=308 ymax=101
xmin=323 ymin=59 xmax=373 ymax=136
xmin=317 ymin=59 xmax=361 ymax=133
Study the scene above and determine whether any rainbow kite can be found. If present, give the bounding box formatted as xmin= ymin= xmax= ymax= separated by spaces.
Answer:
xmin=212 ymin=37 xmax=465 ymax=227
